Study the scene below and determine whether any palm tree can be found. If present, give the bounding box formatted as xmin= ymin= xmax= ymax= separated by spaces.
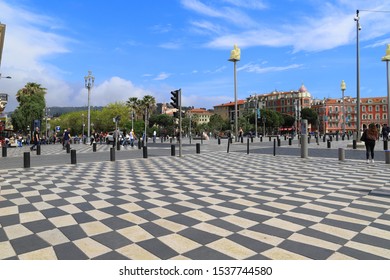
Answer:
xmin=140 ymin=95 xmax=156 ymax=145
xmin=126 ymin=97 xmax=140 ymax=130
xmin=16 ymin=82 xmax=47 ymax=102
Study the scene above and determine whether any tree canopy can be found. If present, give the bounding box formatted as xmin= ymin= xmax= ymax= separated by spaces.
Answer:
xmin=11 ymin=82 xmax=47 ymax=133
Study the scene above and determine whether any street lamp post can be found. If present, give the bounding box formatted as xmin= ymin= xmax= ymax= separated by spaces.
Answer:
xmin=82 ymin=113 xmax=85 ymax=143
xmin=84 ymin=71 xmax=95 ymax=144
xmin=382 ymin=44 xmax=390 ymax=127
xmin=355 ymin=10 xmax=362 ymax=140
xmin=341 ymin=80 xmax=346 ymax=135
xmin=229 ymin=44 xmax=240 ymax=142
xmin=249 ymin=95 xmax=258 ymax=138
xmin=44 ymin=107 xmax=50 ymax=141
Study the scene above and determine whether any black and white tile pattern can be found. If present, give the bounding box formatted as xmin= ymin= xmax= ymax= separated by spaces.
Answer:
xmin=1 ymin=151 xmax=390 ymax=259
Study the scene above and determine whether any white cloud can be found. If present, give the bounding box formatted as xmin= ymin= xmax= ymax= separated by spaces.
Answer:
xmin=238 ymin=63 xmax=302 ymax=74
xmin=73 ymin=77 xmax=152 ymax=107
xmin=222 ymin=0 xmax=267 ymax=10
xmin=181 ymin=0 xmax=258 ymax=27
xmin=153 ymin=72 xmax=171 ymax=81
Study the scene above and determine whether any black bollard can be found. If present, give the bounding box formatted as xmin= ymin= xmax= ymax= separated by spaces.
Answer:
xmin=323 ymin=136 xmax=326 ymax=142
xmin=171 ymin=145 xmax=175 ymax=156
xmin=273 ymin=139 xmax=276 ymax=156
xmin=384 ymin=140 xmax=388 ymax=151
xmin=327 ymin=140 xmax=331 ymax=148
xmin=110 ymin=147 xmax=115 ymax=161
xmin=37 ymin=144 xmax=41 ymax=155
xmin=117 ymin=141 xmax=120 ymax=151
xmin=247 ymin=138 xmax=250 ymax=154
xmin=277 ymin=138 xmax=281 ymax=147
xmin=93 ymin=142 xmax=97 ymax=152
xmin=308 ymin=137 xmax=310 ymax=144
xmin=251 ymin=137 xmax=253 ymax=143
xmin=71 ymin=149 xmax=77 ymax=164
xmin=289 ymin=138 xmax=292 ymax=146
xmin=269 ymin=136 xmax=271 ymax=142
xmin=336 ymin=134 xmax=339 ymax=141
xmin=23 ymin=152 xmax=30 ymax=168
xmin=260 ymin=136 xmax=263 ymax=142
xmin=2 ymin=146 xmax=6 ymax=157
xmin=138 ymin=140 xmax=141 ymax=149
xmin=227 ymin=137 xmax=230 ymax=153
xmin=218 ymin=137 xmax=221 ymax=145
xmin=196 ymin=143 xmax=200 ymax=154
xmin=143 ymin=146 xmax=148 ymax=158
xmin=353 ymin=140 xmax=357 ymax=149
xmin=66 ymin=143 xmax=70 ymax=154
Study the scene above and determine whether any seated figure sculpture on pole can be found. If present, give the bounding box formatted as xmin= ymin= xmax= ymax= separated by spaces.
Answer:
xmin=229 ymin=44 xmax=241 ymax=61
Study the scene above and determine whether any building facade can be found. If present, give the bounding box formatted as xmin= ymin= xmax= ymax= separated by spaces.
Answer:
xmin=186 ymin=108 xmax=213 ymax=124
xmin=213 ymin=100 xmax=246 ymax=123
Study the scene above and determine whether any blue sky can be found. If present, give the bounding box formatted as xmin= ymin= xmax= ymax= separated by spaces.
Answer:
xmin=1 ymin=0 xmax=390 ymax=112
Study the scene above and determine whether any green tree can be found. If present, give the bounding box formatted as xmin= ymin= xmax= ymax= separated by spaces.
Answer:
xmin=208 ymin=114 xmax=225 ymax=134
xmin=301 ymin=108 xmax=318 ymax=126
xmin=11 ymin=82 xmax=47 ymax=133
xmin=126 ymin=97 xmax=141 ymax=129
xmin=140 ymin=95 xmax=156 ymax=136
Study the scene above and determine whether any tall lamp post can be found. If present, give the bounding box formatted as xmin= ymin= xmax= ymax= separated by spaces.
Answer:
xmin=249 ymin=94 xmax=258 ymax=138
xmin=354 ymin=10 xmax=362 ymax=140
xmin=341 ymin=80 xmax=346 ymax=135
xmin=84 ymin=71 xmax=95 ymax=144
xmin=382 ymin=44 xmax=390 ymax=127
xmin=229 ymin=44 xmax=240 ymax=142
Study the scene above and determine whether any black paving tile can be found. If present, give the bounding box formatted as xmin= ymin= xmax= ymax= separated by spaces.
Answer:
xmin=178 ymin=228 xmax=221 ymax=245
xmin=184 ymin=246 xmax=233 ymax=260
xmin=0 ymin=214 xmax=20 ymax=227
xmin=101 ymin=217 xmax=134 ymax=230
xmin=279 ymin=239 xmax=334 ymax=260
xmin=10 ymin=234 xmax=50 ymax=255
xmin=92 ymin=231 xmax=132 ymax=250
xmin=59 ymin=225 xmax=87 ymax=241
xmin=137 ymin=238 xmax=178 ymax=259
xmin=23 ymin=219 xmax=56 ymax=233
xmin=53 ymin=242 xmax=89 ymax=260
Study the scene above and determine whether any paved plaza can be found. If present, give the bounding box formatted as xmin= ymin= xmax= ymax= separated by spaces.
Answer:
xmin=1 ymin=138 xmax=390 ymax=260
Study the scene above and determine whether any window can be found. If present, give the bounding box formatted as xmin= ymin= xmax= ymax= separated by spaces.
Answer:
xmin=368 ymin=114 xmax=373 ymax=120
xmin=368 ymin=106 xmax=372 ymax=112
xmin=376 ymin=105 xmax=380 ymax=112
xmin=362 ymin=114 xmax=366 ymax=120
xmin=362 ymin=106 xmax=366 ymax=112
xmin=329 ymin=106 xmax=332 ymax=113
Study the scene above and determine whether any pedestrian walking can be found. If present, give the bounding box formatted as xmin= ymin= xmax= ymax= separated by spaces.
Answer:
xmin=30 ymin=127 xmax=40 ymax=151
xmin=381 ymin=124 xmax=389 ymax=141
xmin=361 ymin=123 xmax=379 ymax=163
xmin=129 ymin=129 xmax=136 ymax=147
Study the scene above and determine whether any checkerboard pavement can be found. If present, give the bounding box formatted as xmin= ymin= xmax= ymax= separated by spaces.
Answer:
xmin=1 ymin=151 xmax=390 ymax=260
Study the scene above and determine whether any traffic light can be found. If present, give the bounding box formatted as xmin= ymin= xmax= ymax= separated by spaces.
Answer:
xmin=170 ymin=89 xmax=181 ymax=109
